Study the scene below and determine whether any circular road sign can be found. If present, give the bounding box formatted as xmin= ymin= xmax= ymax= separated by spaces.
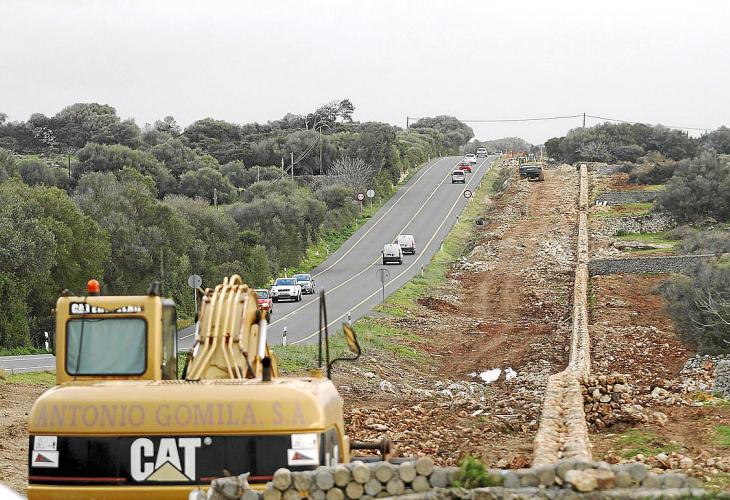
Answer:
xmin=366 ymin=189 xmax=375 ymax=198
xmin=356 ymin=192 xmax=365 ymax=201
xmin=187 ymin=274 xmax=202 ymax=289
xmin=463 ymin=189 xmax=473 ymax=199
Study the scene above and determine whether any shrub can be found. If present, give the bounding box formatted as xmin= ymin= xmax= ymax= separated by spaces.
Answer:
xmin=451 ymin=456 xmax=497 ymax=489
xmin=658 ymin=152 xmax=730 ymax=221
xmin=663 ymin=259 xmax=730 ymax=355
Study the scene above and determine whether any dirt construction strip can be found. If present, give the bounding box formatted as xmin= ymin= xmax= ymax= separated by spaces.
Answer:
xmin=532 ymin=163 xmax=592 ymax=465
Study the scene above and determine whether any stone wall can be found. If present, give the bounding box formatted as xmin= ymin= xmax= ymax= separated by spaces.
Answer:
xmin=195 ymin=459 xmax=705 ymax=499
xmin=592 ymin=213 xmax=675 ymax=237
xmin=533 ymin=164 xmax=592 ymax=466
xmin=589 ymin=254 xmax=718 ymax=276
xmin=595 ymin=191 xmax=658 ymax=205
xmin=715 ymin=360 xmax=730 ymax=398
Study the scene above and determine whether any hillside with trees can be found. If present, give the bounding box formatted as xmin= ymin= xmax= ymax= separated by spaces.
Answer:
xmin=0 ymin=102 xmax=473 ymax=350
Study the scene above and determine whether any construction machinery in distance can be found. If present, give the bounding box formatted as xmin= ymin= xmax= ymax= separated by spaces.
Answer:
xmin=518 ymin=161 xmax=545 ymax=181
xmin=27 ymin=275 xmax=388 ymax=499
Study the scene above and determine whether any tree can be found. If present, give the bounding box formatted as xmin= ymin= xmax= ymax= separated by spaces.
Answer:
xmin=52 ymin=103 xmax=142 ymax=149
xmin=658 ymin=151 xmax=730 ymax=221
xmin=0 ymin=147 xmax=17 ymax=180
xmin=76 ymin=142 xmax=176 ymax=196
xmin=74 ymin=172 xmax=191 ymax=296
xmin=703 ymin=126 xmax=730 ymax=154
xmin=411 ymin=116 xmax=474 ymax=151
xmin=17 ymin=158 xmax=69 ymax=189
xmin=0 ymin=180 xmax=109 ymax=346
xmin=177 ymin=167 xmax=237 ymax=203
xmin=154 ymin=116 xmax=181 ymax=136
xmin=327 ymin=156 xmax=378 ymax=193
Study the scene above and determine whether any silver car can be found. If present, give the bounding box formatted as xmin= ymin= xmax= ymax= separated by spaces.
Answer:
xmin=293 ymin=273 xmax=316 ymax=294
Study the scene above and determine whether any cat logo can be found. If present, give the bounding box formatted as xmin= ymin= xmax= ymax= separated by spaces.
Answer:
xmin=130 ymin=437 xmax=205 ymax=482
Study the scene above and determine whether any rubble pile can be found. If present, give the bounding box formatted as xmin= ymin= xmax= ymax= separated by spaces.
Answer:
xmin=579 ymin=373 xmax=645 ymax=430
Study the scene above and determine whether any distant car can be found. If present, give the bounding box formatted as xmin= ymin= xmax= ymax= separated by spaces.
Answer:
xmin=463 ymin=153 xmax=477 ymax=164
xmin=271 ymin=277 xmax=302 ymax=302
xmin=451 ymin=169 xmax=466 ymax=183
xmin=476 ymin=147 xmax=488 ymax=158
xmin=457 ymin=161 xmax=472 ymax=173
xmin=382 ymin=243 xmax=403 ymax=265
xmin=293 ymin=273 xmax=315 ymax=294
xmin=397 ymin=234 xmax=416 ymax=255
xmin=255 ymin=289 xmax=273 ymax=313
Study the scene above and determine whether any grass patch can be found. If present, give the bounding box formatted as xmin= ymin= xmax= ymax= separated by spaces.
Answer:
xmin=375 ymin=164 xmax=503 ymax=315
xmin=714 ymin=425 xmax=730 ymax=448
xmin=616 ymin=429 xmax=680 ymax=458
xmin=615 ymin=230 xmax=674 ymax=245
xmin=0 ymin=346 xmax=50 ymax=356
xmin=0 ymin=370 xmax=55 ymax=385
xmin=592 ymin=202 xmax=654 ymax=218
xmin=272 ymin=317 xmax=426 ymax=375
xmin=634 ymin=184 xmax=666 ymax=192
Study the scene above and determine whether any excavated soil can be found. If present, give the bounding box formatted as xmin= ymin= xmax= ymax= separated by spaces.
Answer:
xmin=0 ymin=382 xmax=50 ymax=493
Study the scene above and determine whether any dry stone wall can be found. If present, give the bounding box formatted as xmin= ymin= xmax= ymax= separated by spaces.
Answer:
xmin=592 ymin=213 xmax=675 ymax=237
xmin=533 ymin=164 xmax=592 ymax=466
xmin=194 ymin=459 xmax=705 ymax=499
xmin=589 ymin=254 xmax=718 ymax=276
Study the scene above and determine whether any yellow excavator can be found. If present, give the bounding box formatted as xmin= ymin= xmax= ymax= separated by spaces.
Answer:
xmin=27 ymin=275 xmax=386 ymax=499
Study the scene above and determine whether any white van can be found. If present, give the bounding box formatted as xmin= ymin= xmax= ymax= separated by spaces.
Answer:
xmin=382 ymin=243 xmax=403 ymax=265
xmin=397 ymin=234 xmax=416 ymax=255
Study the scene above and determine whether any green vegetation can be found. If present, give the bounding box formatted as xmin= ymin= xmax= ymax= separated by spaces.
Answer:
xmin=0 ymin=370 xmax=55 ymax=385
xmin=452 ymin=456 xmax=498 ymax=489
xmin=544 ymin=122 xmax=701 ymax=164
xmin=664 ymin=256 xmax=730 ymax=355
xmin=591 ymin=202 xmax=654 ymax=218
xmin=714 ymin=425 xmax=730 ymax=448
xmin=272 ymin=317 xmax=426 ymax=375
xmin=0 ymin=346 xmax=49 ymax=356
xmin=0 ymin=104 xmax=473 ymax=349
xmin=616 ymin=230 xmax=674 ymax=245
xmin=616 ymin=429 xmax=680 ymax=458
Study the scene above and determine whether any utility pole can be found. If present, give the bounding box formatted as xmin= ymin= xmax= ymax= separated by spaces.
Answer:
xmin=257 ymin=165 xmax=260 ymax=182
xmin=213 ymin=188 xmax=218 ymax=210
xmin=319 ymin=126 xmax=323 ymax=175
xmin=582 ymin=112 xmax=586 ymax=129
xmin=406 ymin=116 xmax=409 ymax=130
xmin=290 ymin=151 xmax=294 ymax=180
xmin=281 ymin=157 xmax=284 ymax=178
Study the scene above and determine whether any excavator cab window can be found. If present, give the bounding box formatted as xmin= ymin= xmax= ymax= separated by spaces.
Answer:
xmin=161 ymin=304 xmax=178 ymax=379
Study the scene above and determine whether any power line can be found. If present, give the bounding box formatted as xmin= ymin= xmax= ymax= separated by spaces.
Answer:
xmin=585 ymin=114 xmax=712 ymax=132
xmin=460 ymin=114 xmax=583 ymax=123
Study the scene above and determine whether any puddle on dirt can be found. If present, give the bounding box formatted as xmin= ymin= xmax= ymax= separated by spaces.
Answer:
xmin=469 ymin=367 xmax=518 ymax=384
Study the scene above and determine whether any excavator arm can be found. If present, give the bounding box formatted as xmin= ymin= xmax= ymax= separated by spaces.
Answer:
xmin=184 ymin=275 xmax=278 ymax=381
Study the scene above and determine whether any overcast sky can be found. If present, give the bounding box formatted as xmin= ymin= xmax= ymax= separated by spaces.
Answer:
xmin=1 ymin=0 xmax=728 ymax=144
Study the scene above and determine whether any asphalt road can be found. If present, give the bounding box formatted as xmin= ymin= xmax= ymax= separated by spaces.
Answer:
xmin=0 ymin=155 xmax=494 ymax=373
xmin=178 ymin=154 xmax=495 ymax=350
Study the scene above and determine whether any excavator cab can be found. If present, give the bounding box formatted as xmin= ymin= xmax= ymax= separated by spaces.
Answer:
xmin=54 ymin=279 xmax=178 ymax=385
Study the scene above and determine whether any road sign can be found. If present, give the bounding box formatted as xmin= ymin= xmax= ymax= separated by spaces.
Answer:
xmin=356 ymin=192 xmax=365 ymax=201
xmin=187 ymin=274 xmax=202 ymax=288
xmin=463 ymin=189 xmax=473 ymax=199
xmin=376 ymin=268 xmax=390 ymax=306
xmin=366 ymin=189 xmax=375 ymax=198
